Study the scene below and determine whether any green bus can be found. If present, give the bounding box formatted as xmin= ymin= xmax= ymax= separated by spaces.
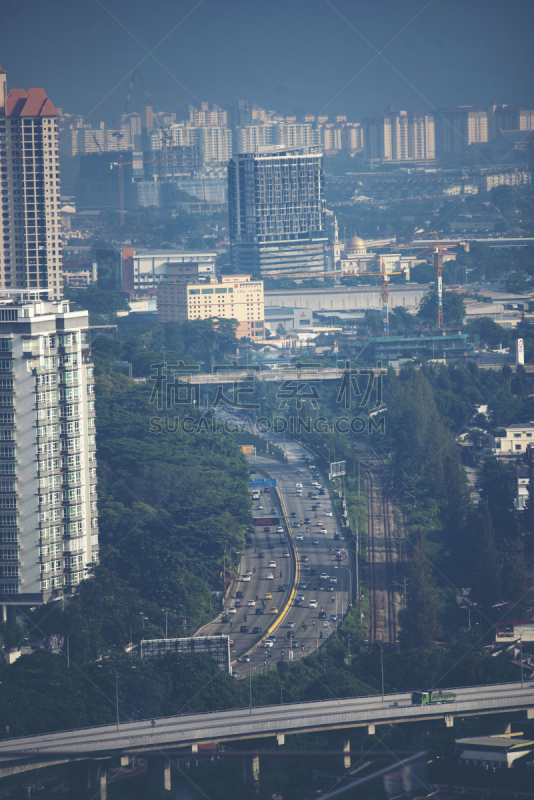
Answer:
xmin=411 ymin=690 xmax=456 ymax=706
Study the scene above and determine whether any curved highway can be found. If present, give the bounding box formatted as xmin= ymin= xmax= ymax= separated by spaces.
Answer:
xmin=201 ymin=411 xmax=350 ymax=677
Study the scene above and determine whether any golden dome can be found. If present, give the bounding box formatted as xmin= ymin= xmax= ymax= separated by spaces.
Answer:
xmin=348 ymin=235 xmax=365 ymax=246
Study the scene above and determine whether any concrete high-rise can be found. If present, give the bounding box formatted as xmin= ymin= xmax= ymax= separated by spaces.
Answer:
xmin=435 ymin=105 xmax=488 ymax=155
xmin=0 ymin=67 xmax=62 ymax=299
xmin=228 ymin=144 xmax=326 ymax=276
xmin=0 ymin=295 xmax=99 ymax=616
xmin=362 ymin=110 xmax=435 ymax=164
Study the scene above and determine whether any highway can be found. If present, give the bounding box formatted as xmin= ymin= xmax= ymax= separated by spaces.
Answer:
xmin=200 ymin=412 xmax=350 ymax=677
xmin=1 ymin=682 xmax=533 ymax=758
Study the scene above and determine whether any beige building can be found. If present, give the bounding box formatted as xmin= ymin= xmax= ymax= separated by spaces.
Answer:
xmin=495 ymin=424 xmax=534 ymax=455
xmin=158 ymin=274 xmax=264 ymax=340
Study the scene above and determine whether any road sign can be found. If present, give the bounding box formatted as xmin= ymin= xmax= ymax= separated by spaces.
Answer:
xmin=242 ymin=445 xmax=253 ymax=454
xmin=248 ymin=478 xmax=265 ymax=488
xmin=266 ymin=478 xmax=277 ymax=487
xmin=330 ymin=460 xmax=346 ymax=478
xmin=253 ymin=517 xmax=280 ymax=526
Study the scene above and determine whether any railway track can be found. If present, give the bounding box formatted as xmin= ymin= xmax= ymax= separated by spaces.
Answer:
xmin=356 ymin=445 xmax=400 ymax=645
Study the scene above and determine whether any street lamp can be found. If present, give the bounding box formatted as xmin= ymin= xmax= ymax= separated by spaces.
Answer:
xmin=139 ymin=612 xmax=147 ymax=629
xmin=98 ymin=665 xmax=120 ymax=732
xmin=376 ymin=641 xmax=385 ymax=701
xmin=66 ymin=630 xmax=84 ymax=668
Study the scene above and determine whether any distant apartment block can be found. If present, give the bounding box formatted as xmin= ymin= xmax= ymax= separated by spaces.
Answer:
xmin=188 ymin=102 xmax=227 ymax=128
xmin=273 ymin=123 xmax=314 ymax=148
xmin=0 ymin=68 xmax=63 ymax=299
xmin=122 ymin=248 xmax=216 ymax=295
xmin=228 ymin=145 xmax=326 ymax=275
xmin=199 ymin=127 xmax=232 ymax=164
xmin=362 ymin=110 xmax=435 ymax=164
xmin=237 ymin=124 xmax=274 ymax=153
xmin=435 ymin=105 xmax=488 ymax=155
xmin=483 ymin=170 xmax=531 ymax=191
xmin=158 ymin=273 xmax=264 ymax=340
xmin=494 ymin=424 xmax=534 ymax=454
xmin=495 ymin=106 xmax=534 ymax=132
xmin=0 ymin=295 xmax=98 ymax=613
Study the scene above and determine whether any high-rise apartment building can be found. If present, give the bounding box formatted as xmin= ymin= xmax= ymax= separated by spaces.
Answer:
xmin=237 ymin=124 xmax=274 ymax=153
xmin=435 ymin=105 xmax=488 ymax=155
xmin=188 ymin=102 xmax=227 ymax=128
xmin=363 ymin=110 xmax=435 ymax=163
xmin=228 ymin=144 xmax=326 ymax=275
xmin=0 ymin=295 xmax=98 ymax=615
xmin=273 ymin=123 xmax=314 ymax=148
xmin=0 ymin=68 xmax=62 ymax=299
xmin=495 ymin=106 xmax=534 ymax=132
xmin=199 ymin=127 xmax=232 ymax=164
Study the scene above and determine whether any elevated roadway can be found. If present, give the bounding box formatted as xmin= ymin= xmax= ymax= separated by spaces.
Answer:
xmin=1 ymin=682 xmax=533 ymax=760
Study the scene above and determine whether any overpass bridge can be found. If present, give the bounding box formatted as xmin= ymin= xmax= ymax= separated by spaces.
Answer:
xmin=1 ymin=681 xmax=533 ymax=797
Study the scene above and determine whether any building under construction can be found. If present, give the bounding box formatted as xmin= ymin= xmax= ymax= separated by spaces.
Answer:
xmin=355 ymin=329 xmax=474 ymax=364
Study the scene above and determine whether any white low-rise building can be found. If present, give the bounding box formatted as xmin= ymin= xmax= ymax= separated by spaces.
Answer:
xmin=456 ymin=735 xmax=534 ymax=769
xmin=495 ymin=424 xmax=534 ymax=454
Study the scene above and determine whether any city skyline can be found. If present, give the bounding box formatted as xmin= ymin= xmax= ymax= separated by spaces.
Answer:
xmin=1 ymin=0 xmax=533 ymax=126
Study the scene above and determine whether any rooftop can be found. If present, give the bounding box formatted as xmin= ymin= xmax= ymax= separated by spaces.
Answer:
xmin=6 ymin=87 xmax=59 ymax=118
xmin=456 ymin=736 xmax=534 ymax=752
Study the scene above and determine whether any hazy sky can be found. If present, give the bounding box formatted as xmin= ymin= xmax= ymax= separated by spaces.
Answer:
xmin=1 ymin=0 xmax=533 ymax=123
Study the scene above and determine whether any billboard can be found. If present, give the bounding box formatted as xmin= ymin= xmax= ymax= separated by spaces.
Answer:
xmin=330 ymin=460 xmax=346 ymax=478
xmin=140 ymin=635 xmax=231 ymax=672
xmin=517 ymin=338 xmax=525 ymax=366
xmin=242 ymin=445 xmax=253 ymax=454
xmin=253 ymin=517 xmax=280 ymax=526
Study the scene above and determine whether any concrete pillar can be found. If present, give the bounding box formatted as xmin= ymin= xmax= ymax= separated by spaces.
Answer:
xmin=503 ymin=721 xmax=512 ymax=734
xmin=343 ymin=739 xmax=350 ymax=770
xmin=1 ymin=605 xmax=6 ymax=623
xmin=444 ymin=715 xmax=454 ymax=728
xmin=367 ymin=724 xmax=376 ymax=736
xmin=191 ymin=743 xmax=198 ymax=753
xmin=68 ymin=761 xmax=90 ymax=800
xmin=89 ymin=763 xmax=107 ymax=800
xmin=526 ymin=708 xmax=534 ymax=720
xmin=276 ymin=733 xmax=285 ymax=746
xmin=245 ymin=754 xmax=260 ymax=788
xmin=147 ymin=756 xmax=171 ymax=793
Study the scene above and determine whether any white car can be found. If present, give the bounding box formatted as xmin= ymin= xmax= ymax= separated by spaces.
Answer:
xmin=325 ymin=510 xmax=333 ymax=517
xmin=283 ymin=552 xmax=290 ymax=558
xmin=329 ymin=577 xmax=338 ymax=584
xmin=257 ymin=505 xmax=263 ymax=510
xmin=276 ymin=527 xmax=284 ymax=534
xmin=296 ymin=534 xmax=304 ymax=541
xmin=242 ymin=574 xmax=251 ymax=582
xmin=247 ymin=599 xmax=256 ymax=606
xmin=228 ymin=607 xmax=237 ymax=614
xmin=310 ymin=599 xmax=317 ymax=608
xmin=320 ymin=527 xmax=327 ymax=534
xmin=263 ymin=640 xmax=274 ymax=648
xmin=266 ymin=572 xmax=274 ymax=579
xmin=320 ymin=572 xmax=328 ymax=580
xmin=287 ymin=620 xmax=295 ymax=628
xmin=268 ymin=560 xmax=276 ymax=568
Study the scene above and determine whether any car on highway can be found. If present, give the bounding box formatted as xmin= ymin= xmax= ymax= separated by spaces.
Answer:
xmin=229 ymin=640 xmax=235 ymax=647
xmin=290 ymin=511 xmax=297 ymax=518
xmin=287 ymin=620 xmax=295 ymax=627
xmin=298 ymin=581 xmax=307 ymax=589
xmin=257 ymin=505 xmax=263 ymax=510
xmin=247 ymin=600 xmax=256 ymax=606
xmin=320 ymin=527 xmax=327 ymax=534
xmin=291 ymin=640 xmax=300 ymax=648
xmin=316 ymin=521 xmax=323 ymax=527
xmin=222 ymin=614 xmax=229 ymax=623
xmin=255 ymin=608 xmax=264 ymax=615
xmin=293 ymin=522 xmax=300 ymax=528
xmin=270 ymin=606 xmax=278 ymax=614
xmin=236 ymin=591 xmax=244 ymax=598
xmin=336 ymin=555 xmax=343 ymax=561
xmin=330 ymin=614 xmax=337 ymax=622
xmin=325 ymin=510 xmax=333 ymax=516
xmin=242 ymin=574 xmax=251 ymax=581
xmin=320 ymin=572 xmax=328 ymax=580
xmin=278 ymin=584 xmax=287 ymax=592
xmin=319 ymin=489 xmax=326 ymax=496
xmin=276 ymin=527 xmax=284 ymax=533
xmin=263 ymin=526 xmax=270 ymax=533
xmin=329 ymin=577 xmax=338 ymax=584
xmin=296 ymin=533 xmax=304 ymax=541
xmin=265 ymin=592 xmax=272 ymax=599
xmin=304 ymin=517 xmax=311 ymax=524
xmin=312 ymin=538 xmax=319 ymax=545
xmin=297 ymin=593 xmax=305 ymax=602
xmin=268 ymin=560 xmax=276 ymax=567
xmin=258 ymin=552 xmax=265 ymax=558
xmin=267 ymin=635 xmax=277 ymax=643
xmin=311 ymin=494 xmax=318 ymax=500
xmin=263 ymin=640 xmax=273 ymax=648
xmin=318 ymin=611 xmax=326 ymax=619
xmin=267 ymin=543 xmax=276 ymax=549
xmin=266 ymin=572 xmax=274 ymax=579
xmin=252 ymin=626 xmax=262 ymax=634
xmin=335 ymin=548 xmax=341 ymax=554
xmin=310 ymin=599 xmax=317 ymax=608
xmin=228 ymin=607 xmax=237 ymax=614
xmin=271 ymin=508 xmax=277 ymax=514
xmin=333 ymin=533 xmax=341 ymax=540
xmin=242 ymin=655 xmax=251 ymax=662
xmin=301 ymin=555 xmax=309 ymax=563
xmin=283 ymin=552 xmax=290 ymax=558
xmin=240 ymin=625 xmax=249 ymax=633
xmin=235 ymin=601 xmax=243 ymax=608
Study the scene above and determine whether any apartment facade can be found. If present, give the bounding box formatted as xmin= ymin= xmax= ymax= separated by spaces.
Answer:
xmin=435 ymin=105 xmax=488 ymax=155
xmin=157 ymin=274 xmax=264 ymax=339
xmin=362 ymin=110 xmax=435 ymax=163
xmin=122 ymin=248 xmax=216 ymax=294
xmin=0 ymin=296 xmax=98 ymax=614
xmin=0 ymin=68 xmax=62 ymax=300
xmin=199 ymin=127 xmax=232 ymax=164
xmin=228 ymin=144 xmax=326 ymax=275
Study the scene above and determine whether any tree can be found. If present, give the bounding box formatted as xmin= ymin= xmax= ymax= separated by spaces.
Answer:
xmin=469 ymin=505 xmax=502 ymax=607
xmin=416 ymin=289 xmax=466 ymax=327
xmin=399 ymin=529 xmax=441 ymax=650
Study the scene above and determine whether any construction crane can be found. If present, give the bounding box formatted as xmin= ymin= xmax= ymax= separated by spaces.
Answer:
xmin=92 ymin=134 xmax=103 ymax=154
xmin=110 ymin=154 xmax=168 ymax=226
